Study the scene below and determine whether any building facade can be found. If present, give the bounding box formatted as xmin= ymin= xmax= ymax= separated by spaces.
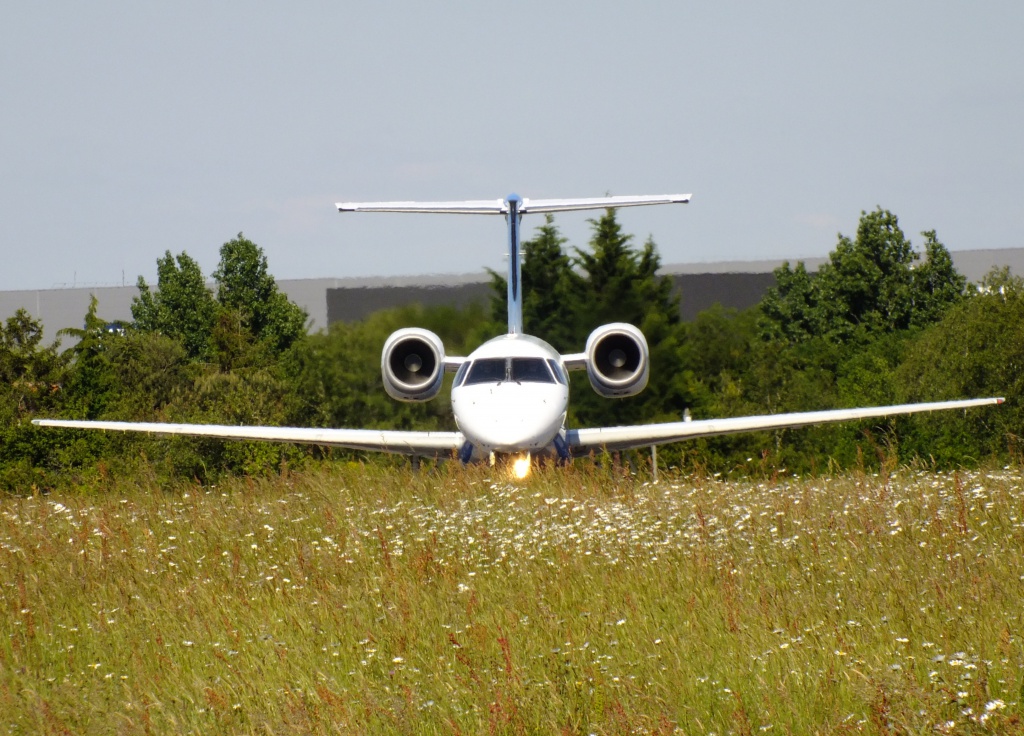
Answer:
xmin=3 ymin=249 xmax=1021 ymax=342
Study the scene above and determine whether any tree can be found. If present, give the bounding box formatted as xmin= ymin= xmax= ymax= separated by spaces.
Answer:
xmin=58 ymin=296 xmax=122 ymax=419
xmin=212 ymin=234 xmax=308 ymax=361
xmin=977 ymin=265 xmax=1024 ymax=295
xmin=745 ymin=210 xmax=972 ymax=472
xmin=0 ymin=311 xmax=68 ymax=490
xmin=33 ymin=238 xmax=315 ymax=481
xmin=0 ymin=309 xmax=65 ymax=423
xmin=896 ymin=286 xmax=1023 ymax=464
xmin=816 ymin=208 xmax=917 ymax=338
xmin=132 ymin=251 xmax=217 ymax=361
xmin=909 ymin=230 xmax=967 ymax=327
xmin=0 ymin=310 xmax=63 ymax=393
xmin=571 ymin=210 xmax=676 ymax=332
xmin=759 ymin=209 xmax=966 ymax=346
xmin=757 ymin=261 xmax=822 ymax=343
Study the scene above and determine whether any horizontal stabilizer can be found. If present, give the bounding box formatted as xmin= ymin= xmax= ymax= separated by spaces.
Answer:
xmin=337 ymin=194 xmax=691 ymax=216
xmin=520 ymin=194 xmax=691 ymax=213
xmin=337 ymin=199 xmax=506 ymax=214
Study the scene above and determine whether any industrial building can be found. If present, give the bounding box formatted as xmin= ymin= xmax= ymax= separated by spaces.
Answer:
xmin=2 ymin=249 xmax=1022 ymax=343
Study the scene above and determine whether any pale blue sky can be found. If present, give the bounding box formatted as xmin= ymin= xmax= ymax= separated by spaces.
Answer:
xmin=2 ymin=2 xmax=1022 ymax=291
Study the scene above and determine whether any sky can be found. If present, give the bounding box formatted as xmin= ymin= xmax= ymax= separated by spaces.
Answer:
xmin=2 ymin=2 xmax=1022 ymax=292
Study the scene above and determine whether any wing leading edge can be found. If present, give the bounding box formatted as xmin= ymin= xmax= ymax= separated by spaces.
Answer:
xmin=566 ymin=397 xmax=1004 ymax=453
xmin=33 ymin=398 xmax=1003 ymax=458
xmin=31 ymin=419 xmax=463 ymax=457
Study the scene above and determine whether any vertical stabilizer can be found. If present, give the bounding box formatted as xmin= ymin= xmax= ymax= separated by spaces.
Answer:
xmin=505 ymin=194 xmax=523 ymax=335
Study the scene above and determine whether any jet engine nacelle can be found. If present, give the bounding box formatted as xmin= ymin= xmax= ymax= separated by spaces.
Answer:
xmin=584 ymin=322 xmax=650 ymax=398
xmin=381 ymin=328 xmax=446 ymax=402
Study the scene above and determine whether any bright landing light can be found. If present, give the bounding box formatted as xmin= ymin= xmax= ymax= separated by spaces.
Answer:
xmin=512 ymin=454 xmax=531 ymax=480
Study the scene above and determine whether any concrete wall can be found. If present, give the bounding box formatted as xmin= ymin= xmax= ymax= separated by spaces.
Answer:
xmin=323 ymin=248 xmax=1024 ymax=324
xmin=323 ymin=273 xmax=780 ymax=323
xmin=4 ymin=248 xmax=1021 ymax=341
xmin=0 ymin=279 xmax=337 ymax=343
xmin=327 ymin=283 xmax=493 ymax=324
xmin=0 ymin=285 xmax=140 ymax=344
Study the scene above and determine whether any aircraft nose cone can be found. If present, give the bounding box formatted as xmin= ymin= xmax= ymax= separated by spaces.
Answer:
xmin=485 ymin=405 xmax=554 ymax=446
xmin=454 ymin=384 xmax=566 ymax=452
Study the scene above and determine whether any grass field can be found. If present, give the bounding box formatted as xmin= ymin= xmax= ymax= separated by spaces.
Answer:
xmin=1 ymin=462 xmax=1022 ymax=734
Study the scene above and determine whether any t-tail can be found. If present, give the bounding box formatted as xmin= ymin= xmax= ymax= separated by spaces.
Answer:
xmin=337 ymin=193 xmax=692 ymax=335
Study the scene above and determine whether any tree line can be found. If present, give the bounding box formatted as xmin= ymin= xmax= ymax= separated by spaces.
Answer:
xmin=1 ymin=213 xmax=1020 ymax=491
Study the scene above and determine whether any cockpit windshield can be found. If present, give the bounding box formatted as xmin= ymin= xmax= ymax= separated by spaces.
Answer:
xmin=462 ymin=357 xmax=556 ymax=385
xmin=464 ymin=358 xmax=506 ymax=385
xmin=452 ymin=361 xmax=470 ymax=387
xmin=510 ymin=358 xmax=554 ymax=383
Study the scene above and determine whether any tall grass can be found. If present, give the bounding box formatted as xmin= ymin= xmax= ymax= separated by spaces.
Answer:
xmin=1 ymin=462 xmax=1022 ymax=734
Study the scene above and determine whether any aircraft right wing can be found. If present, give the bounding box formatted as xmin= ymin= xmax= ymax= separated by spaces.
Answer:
xmin=566 ymin=397 xmax=1004 ymax=453
xmin=31 ymin=419 xmax=464 ymax=457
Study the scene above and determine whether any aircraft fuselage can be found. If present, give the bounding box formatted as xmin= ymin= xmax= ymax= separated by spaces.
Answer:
xmin=450 ymin=334 xmax=568 ymax=461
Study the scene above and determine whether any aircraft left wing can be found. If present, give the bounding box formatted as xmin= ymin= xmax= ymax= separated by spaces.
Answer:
xmin=31 ymin=419 xmax=464 ymax=457
xmin=566 ymin=397 xmax=1004 ymax=453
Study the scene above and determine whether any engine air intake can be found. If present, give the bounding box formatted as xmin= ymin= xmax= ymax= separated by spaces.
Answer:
xmin=584 ymin=323 xmax=650 ymax=398
xmin=381 ymin=328 xmax=446 ymax=401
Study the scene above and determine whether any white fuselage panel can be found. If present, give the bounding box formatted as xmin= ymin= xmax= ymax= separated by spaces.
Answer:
xmin=450 ymin=334 xmax=569 ymax=457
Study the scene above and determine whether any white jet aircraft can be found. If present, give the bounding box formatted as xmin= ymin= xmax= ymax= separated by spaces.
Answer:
xmin=34 ymin=193 xmax=1002 ymax=476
